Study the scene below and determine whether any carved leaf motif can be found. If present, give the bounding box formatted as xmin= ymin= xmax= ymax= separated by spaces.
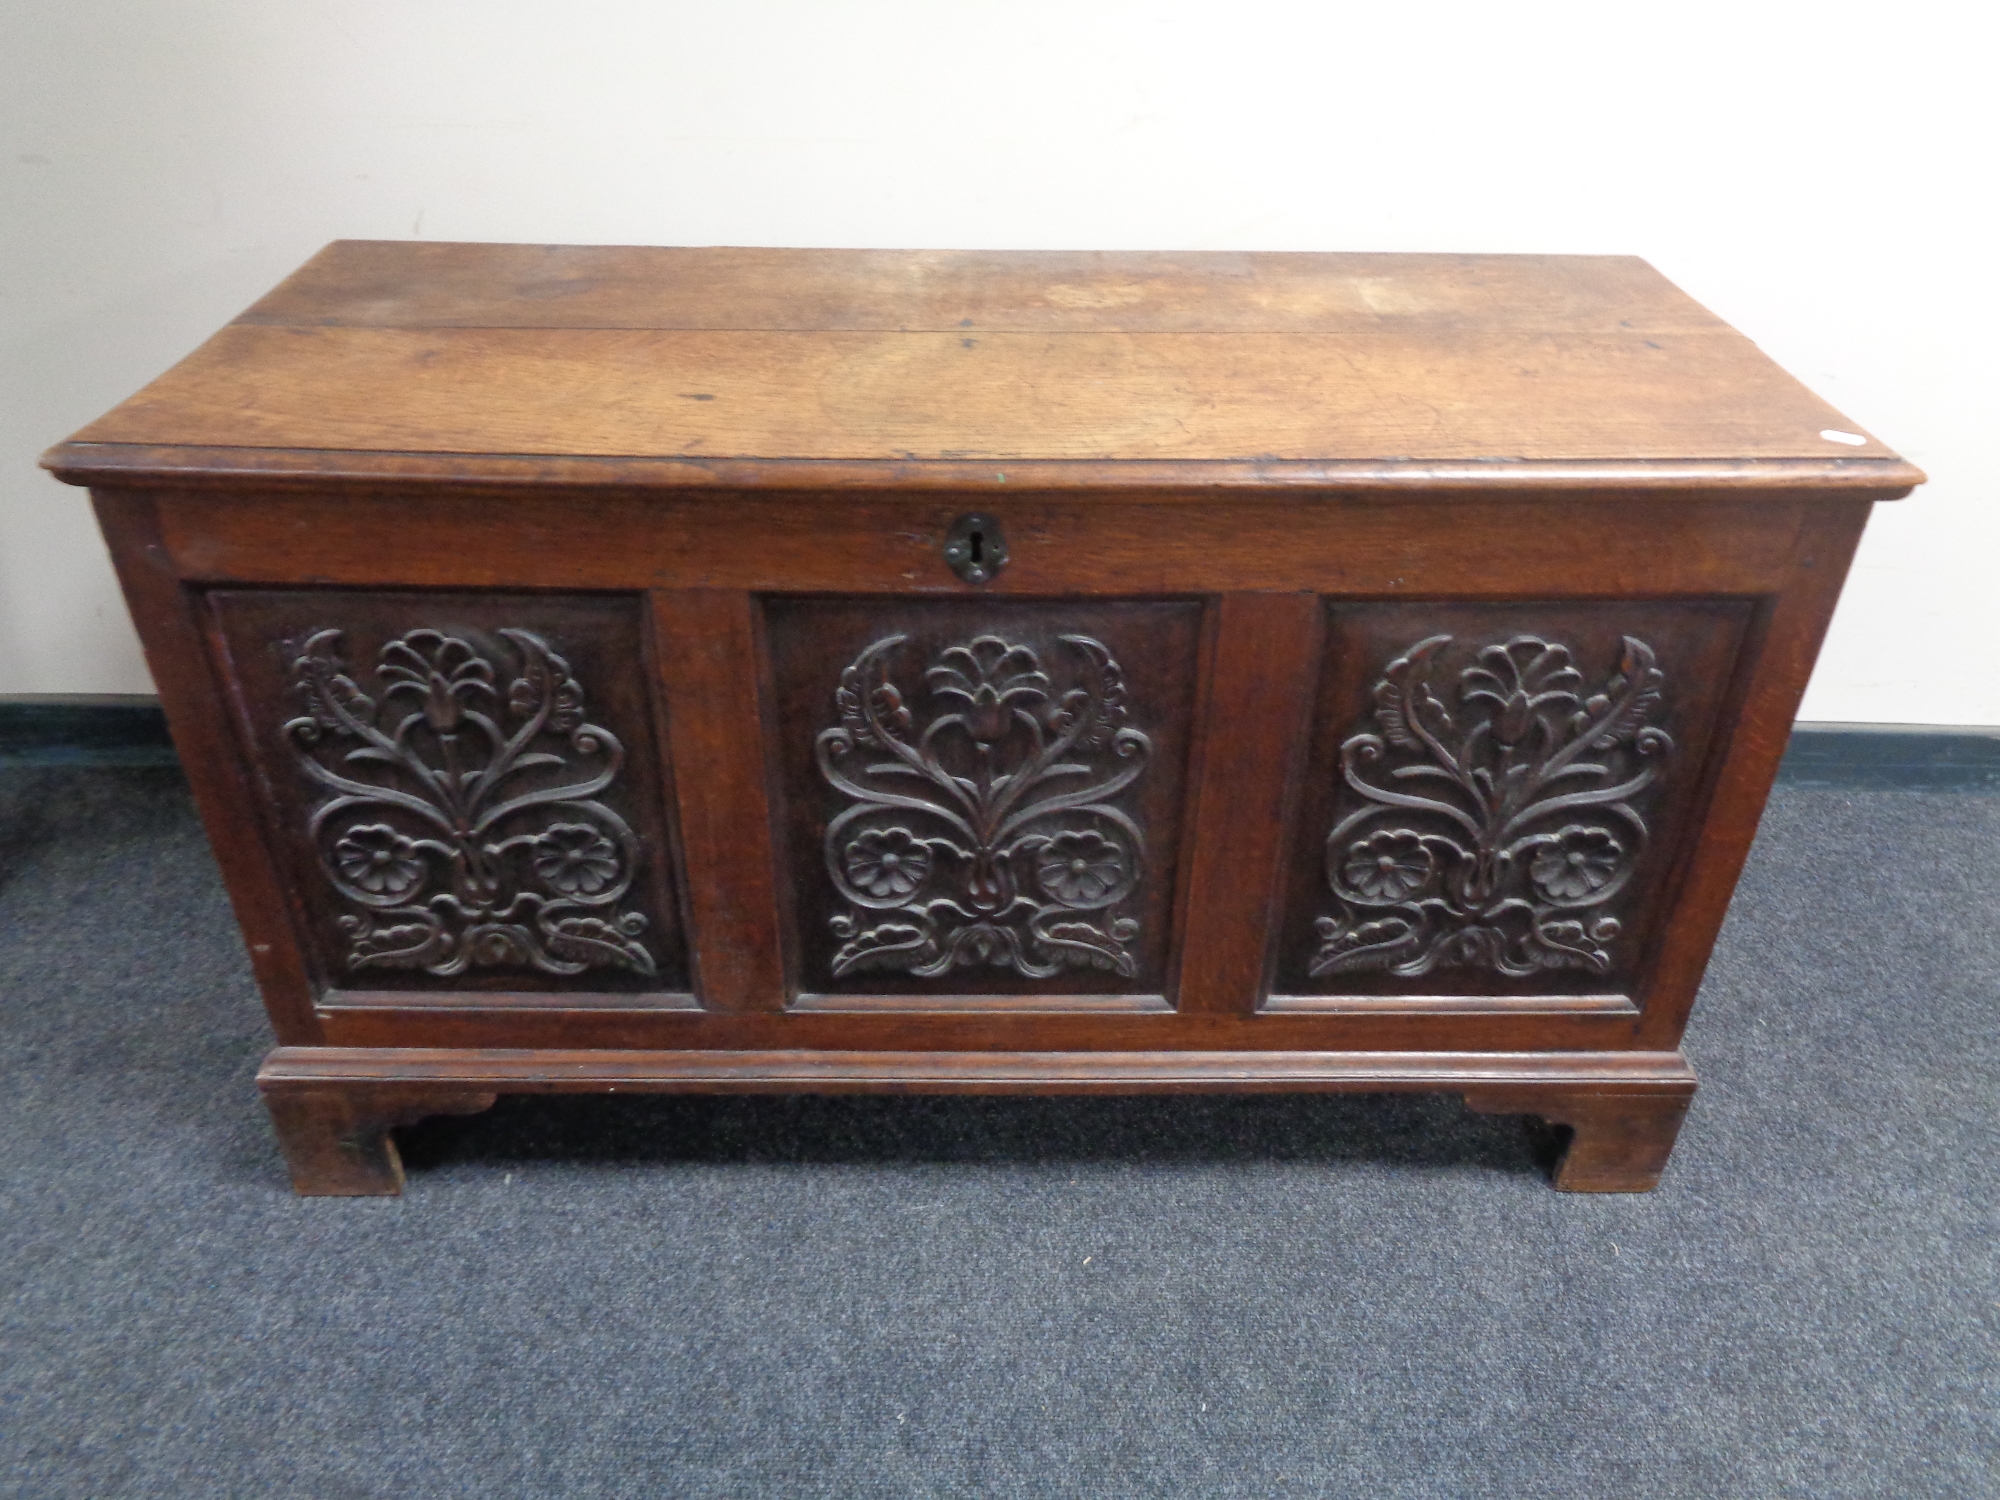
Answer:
xmin=1314 ymin=631 xmax=1675 ymax=980
xmin=291 ymin=629 xmax=377 ymax=734
xmin=1036 ymin=915 xmax=1142 ymax=976
xmin=503 ymin=629 xmax=588 ymax=734
xmin=286 ymin=627 xmax=654 ymax=980
xmin=830 ymin=920 xmax=934 ymax=976
xmin=1372 ymin=635 xmax=1452 ymax=752
xmin=339 ymin=916 xmax=448 ymax=969
xmin=544 ymin=915 xmax=657 ymax=975
xmin=836 ymin=646 xmax=914 ymax=748
xmin=817 ymin=632 xmax=1152 ymax=981
xmin=1585 ymin=636 xmax=1665 ymax=750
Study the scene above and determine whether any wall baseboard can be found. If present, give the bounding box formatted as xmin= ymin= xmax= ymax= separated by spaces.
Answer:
xmin=2 ymin=700 xmax=1997 ymax=789
xmin=1775 ymin=723 xmax=2000 ymax=791
xmin=0 ymin=698 xmax=179 ymax=768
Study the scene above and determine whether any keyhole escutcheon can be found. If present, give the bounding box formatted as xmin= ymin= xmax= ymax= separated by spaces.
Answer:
xmin=944 ymin=512 xmax=1008 ymax=585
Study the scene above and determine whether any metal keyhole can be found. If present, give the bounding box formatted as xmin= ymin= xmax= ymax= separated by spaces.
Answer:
xmin=944 ymin=512 xmax=1008 ymax=584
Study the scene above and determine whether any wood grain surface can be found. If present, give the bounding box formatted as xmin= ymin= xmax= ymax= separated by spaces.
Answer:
xmin=234 ymin=244 xmax=1737 ymax=334
xmin=45 ymin=243 xmax=1921 ymax=490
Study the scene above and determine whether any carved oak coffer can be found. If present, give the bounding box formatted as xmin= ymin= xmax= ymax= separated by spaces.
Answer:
xmin=43 ymin=244 xmax=1923 ymax=1195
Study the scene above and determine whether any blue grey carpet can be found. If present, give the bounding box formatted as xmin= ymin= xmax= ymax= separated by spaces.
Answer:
xmin=0 ymin=768 xmax=1993 ymax=1498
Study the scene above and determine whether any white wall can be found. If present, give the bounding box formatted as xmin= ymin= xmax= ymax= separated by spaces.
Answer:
xmin=3 ymin=0 xmax=1993 ymax=721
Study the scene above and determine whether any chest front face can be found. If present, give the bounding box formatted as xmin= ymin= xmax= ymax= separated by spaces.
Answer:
xmin=52 ymin=244 xmax=1919 ymax=1192
xmin=127 ymin=478 xmax=1857 ymax=1061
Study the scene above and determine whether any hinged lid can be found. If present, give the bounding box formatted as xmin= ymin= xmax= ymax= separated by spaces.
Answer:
xmin=43 ymin=243 xmax=1923 ymax=497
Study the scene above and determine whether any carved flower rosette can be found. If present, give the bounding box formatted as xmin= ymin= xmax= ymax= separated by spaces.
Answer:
xmin=286 ymin=626 xmax=655 ymax=979
xmin=1312 ymin=633 xmax=1674 ymax=980
xmin=817 ymin=633 xmax=1152 ymax=980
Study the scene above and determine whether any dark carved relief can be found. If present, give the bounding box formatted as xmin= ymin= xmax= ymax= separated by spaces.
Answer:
xmin=285 ymin=627 xmax=656 ymax=978
xmin=816 ymin=633 xmax=1152 ymax=978
xmin=1312 ymin=633 xmax=1673 ymax=978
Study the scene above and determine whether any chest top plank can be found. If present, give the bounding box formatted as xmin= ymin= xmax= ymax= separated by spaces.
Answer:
xmin=45 ymin=243 xmax=1921 ymax=496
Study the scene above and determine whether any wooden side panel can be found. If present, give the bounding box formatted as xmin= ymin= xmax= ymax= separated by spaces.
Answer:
xmin=1634 ymin=501 xmax=1874 ymax=1046
xmin=762 ymin=597 xmax=1204 ymax=1005
xmin=1271 ymin=598 xmax=1754 ymax=1004
xmin=89 ymin=490 xmax=324 ymax=1044
xmin=207 ymin=589 xmax=692 ymax=999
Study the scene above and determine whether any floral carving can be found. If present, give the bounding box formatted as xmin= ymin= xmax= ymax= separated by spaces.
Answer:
xmin=817 ymin=633 xmax=1151 ymax=979
xmin=1312 ymin=633 xmax=1674 ymax=979
xmin=1036 ymin=829 xmax=1126 ymax=906
xmin=1530 ymin=825 xmax=1623 ymax=901
xmin=845 ymin=827 xmax=933 ymax=900
xmin=1343 ymin=830 xmax=1433 ymax=903
xmin=533 ymin=823 xmax=623 ymax=897
xmin=333 ymin=824 xmax=425 ymax=898
xmin=286 ymin=627 xmax=655 ymax=978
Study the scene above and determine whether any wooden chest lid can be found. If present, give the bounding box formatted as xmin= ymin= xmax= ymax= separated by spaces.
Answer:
xmin=44 ymin=242 xmax=1922 ymax=496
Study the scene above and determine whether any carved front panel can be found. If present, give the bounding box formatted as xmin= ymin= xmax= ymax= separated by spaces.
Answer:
xmin=764 ymin=599 xmax=1202 ymax=1000
xmin=1272 ymin=600 xmax=1753 ymax=1000
xmin=210 ymin=591 xmax=689 ymax=995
